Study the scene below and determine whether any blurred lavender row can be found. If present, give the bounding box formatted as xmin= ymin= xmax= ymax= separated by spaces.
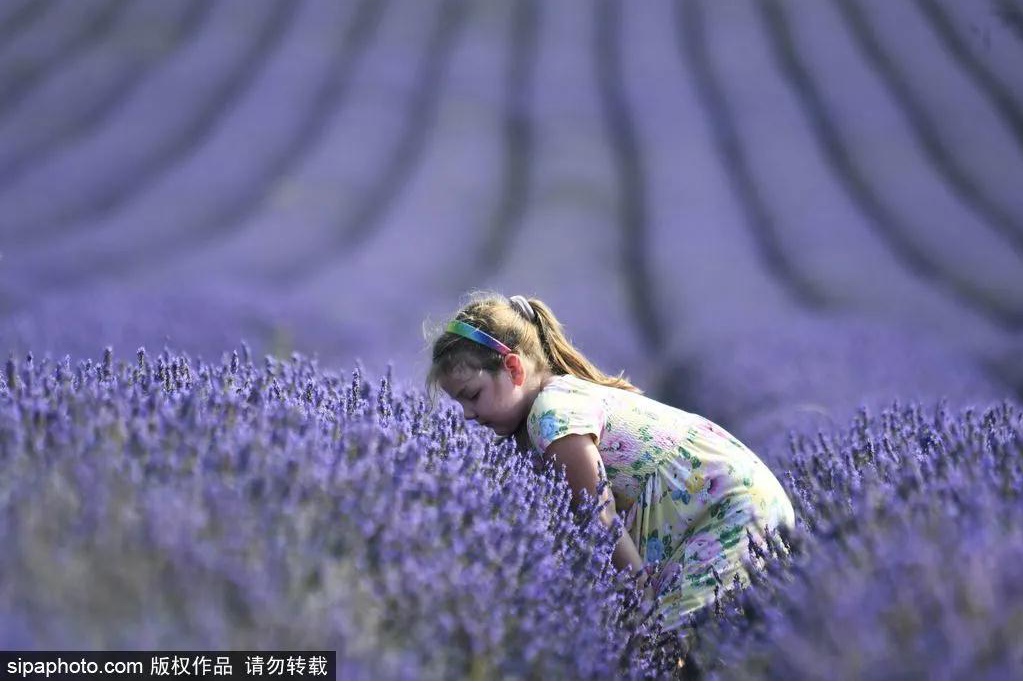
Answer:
xmin=0 ymin=1 xmax=1020 ymax=400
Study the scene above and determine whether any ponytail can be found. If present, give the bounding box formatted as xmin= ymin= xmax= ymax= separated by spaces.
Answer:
xmin=527 ymin=298 xmax=643 ymax=394
xmin=425 ymin=290 xmax=642 ymax=399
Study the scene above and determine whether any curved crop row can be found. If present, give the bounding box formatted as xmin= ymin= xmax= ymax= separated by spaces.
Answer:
xmin=674 ymin=313 xmax=1011 ymax=464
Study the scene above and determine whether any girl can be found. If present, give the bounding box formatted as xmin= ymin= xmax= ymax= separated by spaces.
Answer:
xmin=426 ymin=291 xmax=795 ymax=635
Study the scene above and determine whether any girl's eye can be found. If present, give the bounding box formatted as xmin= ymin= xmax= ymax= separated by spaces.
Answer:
xmin=471 ymin=392 xmax=480 ymax=401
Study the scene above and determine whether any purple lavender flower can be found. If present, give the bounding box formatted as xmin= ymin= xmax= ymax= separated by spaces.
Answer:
xmin=0 ymin=346 xmax=675 ymax=679
xmin=685 ymin=399 xmax=1023 ymax=680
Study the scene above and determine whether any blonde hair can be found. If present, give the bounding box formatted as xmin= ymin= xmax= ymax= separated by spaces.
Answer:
xmin=424 ymin=289 xmax=641 ymax=406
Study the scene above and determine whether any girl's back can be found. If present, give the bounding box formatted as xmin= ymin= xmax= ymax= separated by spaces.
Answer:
xmin=527 ymin=373 xmax=795 ymax=629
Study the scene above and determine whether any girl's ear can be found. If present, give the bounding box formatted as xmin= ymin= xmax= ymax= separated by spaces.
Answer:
xmin=504 ymin=353 xmax=526 ymax=387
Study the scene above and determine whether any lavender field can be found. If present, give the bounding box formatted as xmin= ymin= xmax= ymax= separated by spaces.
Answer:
xmin=1 ymin=0 xmax=1022 ymax=679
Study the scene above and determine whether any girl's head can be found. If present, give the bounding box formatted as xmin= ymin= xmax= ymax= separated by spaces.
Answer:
xmin=424 ymin=290 xmax=641 ymax=435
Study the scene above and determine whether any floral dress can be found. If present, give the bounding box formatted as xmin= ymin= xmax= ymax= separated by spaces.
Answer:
xmin=525 ymin=374 xmax=795 ymax=631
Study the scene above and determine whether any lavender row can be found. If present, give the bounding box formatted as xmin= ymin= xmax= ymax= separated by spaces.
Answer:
xmin=683 ymin=398 xmax=1023 ymax=679
xmin=0 ymin=1 xmax=43 ymax=35
xmin=0 ymin=0 xmax=122 ymax=119
xmin=147 ymin=0 xmax=649 ymax=387
xmin=674 ymin=313 xmax=1014 ymax=466
xmin=611 ymin=0 xmax=1021 ymax=400
xmin=935 ymin=0 xmax=1023 ymax=107
xmin=646 ymin=0 xmax=1022 ymax=360
xmin=0 ymin=346 xmax=680 ymax=679
xmin=416 ymin=0 xmax=651 ymax=388
xmin=849 ymin=0 xmax=1023 ymax=238
xmin=0 ymin=0 xmax=287 ymax=246
xmin=3 ymin=1 xmax=379 ymax=302
xmin=0 ymin=281 xmax=366 ymax=374
xmin=138 ymin=0 xmax=453 ymax=292
xmin=705 ymin=0 xmax=1023 ymax=325
xmin=3 ymin=1 xmax=1023 ymax=390
xmin=0 ymin=1 xmax=207 ymax=185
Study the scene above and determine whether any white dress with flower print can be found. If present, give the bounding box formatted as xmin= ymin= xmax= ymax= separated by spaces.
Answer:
xmin=526 ymin=374 xmax=795 ymax=631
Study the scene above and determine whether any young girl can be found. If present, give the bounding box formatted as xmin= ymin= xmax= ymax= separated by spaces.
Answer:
xmin=426 ymin=291 xmax=795 ymax=634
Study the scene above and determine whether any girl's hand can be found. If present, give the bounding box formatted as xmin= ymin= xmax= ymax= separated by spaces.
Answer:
xmin=641 ymin=582 xmax=657 ymax=608
xmin=636 ymin=562 xmax=682 ymax=608
xmin=634 ymin=565 xmax=658 ymax=608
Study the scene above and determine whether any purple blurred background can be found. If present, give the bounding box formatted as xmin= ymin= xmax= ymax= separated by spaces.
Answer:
xmin=1 ymin=0 xmax=1021 ymax=455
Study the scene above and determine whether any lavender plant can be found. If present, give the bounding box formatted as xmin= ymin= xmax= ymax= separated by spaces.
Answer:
xmin=676 ymin=314 xmax=1012 ymax=466
xmin=0 ymin=346 xmax=679 ymax=679
xmin=0 ymin=283 xmax=361 ymax=370
xmin=683 ymin=399 xmax=1023 ymax=680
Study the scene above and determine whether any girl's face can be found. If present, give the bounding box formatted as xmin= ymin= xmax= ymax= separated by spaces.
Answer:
xmin=439 ymin=355 xmax=533 ymax=438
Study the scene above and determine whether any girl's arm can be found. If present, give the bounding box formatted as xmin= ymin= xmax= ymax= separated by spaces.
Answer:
xmin=611 ymin=523 xmax=645 ymax=574
xmin=543 ymin=434 xmax=645 ymax=574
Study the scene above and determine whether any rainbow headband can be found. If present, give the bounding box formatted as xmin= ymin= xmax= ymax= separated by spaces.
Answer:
xmin=446 ymin=320 xmax=511 ymax=355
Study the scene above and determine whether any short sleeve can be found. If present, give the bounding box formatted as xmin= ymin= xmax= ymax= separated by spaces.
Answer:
xmin=526 ymin=380 xmax=606 ymax=453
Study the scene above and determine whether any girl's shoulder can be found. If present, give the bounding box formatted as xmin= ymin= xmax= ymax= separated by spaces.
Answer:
xmin=533 ymin=374 xmax=622 ymax=408
xmin=528 ymin=375 xmax=595 ymax=414
xmin=538 ymin=373 xmax=659 ymax=406
xmin=526 ymin=375 xmax=609 ymax=452
xmin=542 ymin=374 xmax=653 ymax=405
xmin=542 ymin=373 xmax=596 ymax=394
xmin=541 ymin=374 xmax=697 ymax=426
xmin=528 ymin=374 xmax=662 ymax=425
